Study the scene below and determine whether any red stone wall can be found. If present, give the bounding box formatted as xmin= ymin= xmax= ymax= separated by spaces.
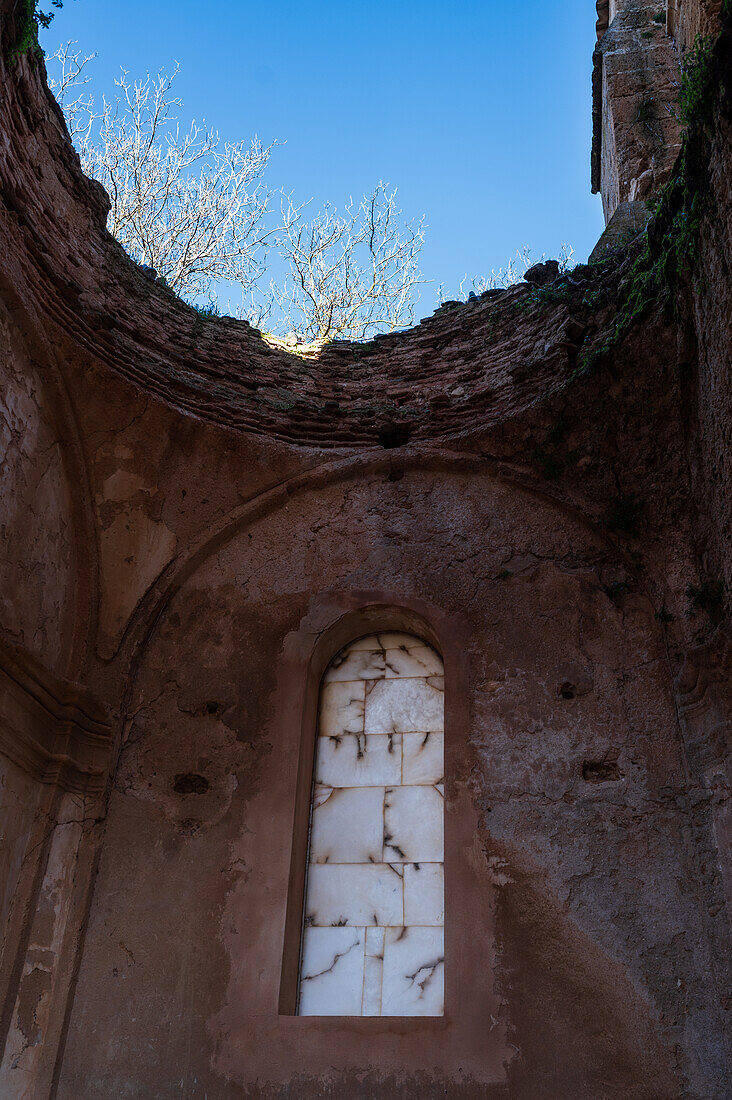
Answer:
xmin=669 ymin=0 xmax=724 ymax=51
xmin=592 ymin=0 xmax=682 ymax=221
xmin=54 ymin=471 xmax=718 ymax=1097
xmin=0 ymin=303 xmax=80 ymax=679
xmin=0 ymin=1 xmax=730 ymax=1096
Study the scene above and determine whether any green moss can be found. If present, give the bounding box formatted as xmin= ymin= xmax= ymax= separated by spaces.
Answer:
xmin=7 ymin=0 xmax=63 ymax=62
xmin=673 ymin=34 xmax=717 ymax=127
xmin=581 ymin=287 xmax=608 ymax=311
xmin=571 ymin=24 xmax=730 ymax=374
xmin=192 ymin=301 xmax=221 ymax=319
xmin=510 ymin=279 xmax=573 ymax=316
xmin=653 ymin=11 xmax=666 ymax=23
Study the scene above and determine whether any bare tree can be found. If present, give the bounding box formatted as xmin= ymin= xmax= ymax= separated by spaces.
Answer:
xmin=48 ymin=41 xmax=96 ymax=141
xmin=264 ymin=186 xmax=425 ymax=341
xmin=47 ymin=47 xmax=426 ymax=339
xmin=50 ymin=48 xmax=276 ymax=300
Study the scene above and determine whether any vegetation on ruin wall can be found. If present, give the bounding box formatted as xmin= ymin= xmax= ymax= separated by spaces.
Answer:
xmin=586 ymin=11 xmax=731 ymax=370
xmin=5 ymin=1 xmax=62 ymax=62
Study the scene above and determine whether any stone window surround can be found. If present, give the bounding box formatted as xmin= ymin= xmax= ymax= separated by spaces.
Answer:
xmin=274 ymin=593 xmax=496 ymax=1069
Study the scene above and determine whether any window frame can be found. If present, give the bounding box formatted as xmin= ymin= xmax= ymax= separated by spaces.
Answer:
xmin=278 ymin=600 xmax=462 ymax=1019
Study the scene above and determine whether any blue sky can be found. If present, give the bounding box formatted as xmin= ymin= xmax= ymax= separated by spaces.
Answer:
xmin=41 ymin=0 xmax=604 ymax=315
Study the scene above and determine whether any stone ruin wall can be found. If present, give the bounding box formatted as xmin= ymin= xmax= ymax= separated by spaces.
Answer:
xmin=0 ymin=0 xmax=730 ymax=1096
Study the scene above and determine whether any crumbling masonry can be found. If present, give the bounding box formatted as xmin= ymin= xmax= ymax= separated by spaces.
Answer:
xmin=0 ymin=0 xmax=730 ymax=1095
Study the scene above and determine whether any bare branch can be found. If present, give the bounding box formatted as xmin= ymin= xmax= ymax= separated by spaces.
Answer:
xmin=268 ymin=183 xmax=426 ymax=341
xmin=47 ymin=41 xmax=97 ymax=141
xmin=453 ymin=243 xmax=575 ymax=301
xmin=47 ymin=53 xmax=427 ymax=341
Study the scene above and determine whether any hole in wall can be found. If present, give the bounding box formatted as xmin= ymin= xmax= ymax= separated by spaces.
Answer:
xmin=582 ymin=760 xmax=623 ymax=783
xmin=559 ymin=682 xmax=577 ymax=700
xmin=377 ymin=424 xmax=412 ymax=449
xmin=206 ymin=700 xmax=220 ymax=714
xmin=173 ymin=773 xmax=210 ymax=795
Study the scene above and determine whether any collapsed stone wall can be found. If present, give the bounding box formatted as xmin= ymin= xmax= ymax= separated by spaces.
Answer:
xmin=0 ymin=0 xmax=730 ymax=1096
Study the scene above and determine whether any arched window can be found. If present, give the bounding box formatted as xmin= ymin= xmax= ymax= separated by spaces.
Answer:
xmin=297 ymin=632 xmax=444 ymax=1016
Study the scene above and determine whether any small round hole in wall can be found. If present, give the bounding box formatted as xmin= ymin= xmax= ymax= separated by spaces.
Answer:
xmin=173 ymin=773 xmax=210 ymax=795
xmin=559 ymin=682 xmax=577 ymax=700
xmin=205 ymin=701 xmax=220 ymax=715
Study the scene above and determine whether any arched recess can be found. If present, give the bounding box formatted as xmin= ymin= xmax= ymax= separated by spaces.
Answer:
xmin=275 ymin=606 xmax=449 ymax=1018
xmin=113 ymin=445 xmax=646 ymax=709
xmin=56 ymin=459 xmax=705 ymax=1096
xmin=0 ymin=282 xmax=99 ymax=680
xmin=0 ymin=287 xmax=106 ymax=1100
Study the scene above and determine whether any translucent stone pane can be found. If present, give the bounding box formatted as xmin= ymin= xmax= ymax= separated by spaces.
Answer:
xmin=362 ymin=954 xmax=383 ymax=1015
xmin=365 ymin=926 xmax=385 ymax=957
xmin=297 ymin=632 xmax=445 ymax=1017
xmin=347 ymin=633 xmax=429 ymax=652
xmin=309 ymin=786 xmax=384 ymax=864
xmin=318 ymin=681 xmax=365 ymax=737
xmin=315 ymin=733 xmax=401 ymax=787
xmin=384 ymin=646 xmax=444 ymax=679
xmin=381 ymin=926 xmax=444 ymax=1017
xmin=324 ymin=649 xmax=385 ymax=682
xmin=384 ymin=785 xmax=444 ymax=863
xmin=305 ymin=863 xmax=403 ymax=927
xmin=364 ymin=677 xmax=444 ymax=736
xmin=402 ymin=731 xmax=444 ymax=785
xmin=298 ymin=927 xmax=366 ymax=1016
xmin=403 ymin=863 xmax=444 ymax=925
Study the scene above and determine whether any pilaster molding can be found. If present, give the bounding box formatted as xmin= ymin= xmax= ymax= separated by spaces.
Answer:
xmin=0 ymin=636 xmax=112 ymax=794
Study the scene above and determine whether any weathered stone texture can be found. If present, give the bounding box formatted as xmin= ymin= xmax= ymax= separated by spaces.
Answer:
xmin=0 ymin=0 xmax=730 ymax=1096
xmin=593 ymin=0 xmax=683 ymax=221
xmin=670 ymin=0 xmax=725 ymax=51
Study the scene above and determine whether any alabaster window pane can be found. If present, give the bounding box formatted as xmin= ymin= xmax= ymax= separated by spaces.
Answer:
xmin=402 ymin=731 xmax=444 ymax=785
xmin=404 ymin=863 xmax=445 ymax=926
xmin=364 ymin=677 xmax=444 ymax=736
xmin=315 ymin=733 xmax=401 ymax=788
xmin=384 ymin=646 xmax=444 ymax=679
xmin=318 ymin=681 xmax=366 ymax=737
xmin=362 ymin=954 xmax=384 ymax=1016
xmin=299 ymin=927 xmax=366 ymax=1016
xmin=309 ymin=786 xmax=384 ymax=864
xmin=365 ymin=926 xmax=386 ymax=957
xmin=305 ymin=864 xmax=403 ymax=927
xmin=298 ymin=632 xmax=445 ymax=1017
xmin=381 ymin=927 xmax=444 ymax=1017
xmin=384 ymin=786 xmax=444 ymax=863
xmin=323 ymin=649 xmax=385 ymax=683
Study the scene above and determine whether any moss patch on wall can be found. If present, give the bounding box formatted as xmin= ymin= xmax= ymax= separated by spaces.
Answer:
xmin=5 ymin=0 xmax=62 ymax=62
xmin=580 ymin=11 xmax=731 ymax=373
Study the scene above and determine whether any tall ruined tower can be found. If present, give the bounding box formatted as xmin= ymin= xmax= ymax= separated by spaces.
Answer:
xmin=0 ymin=1 xmax=730 ymax=1096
